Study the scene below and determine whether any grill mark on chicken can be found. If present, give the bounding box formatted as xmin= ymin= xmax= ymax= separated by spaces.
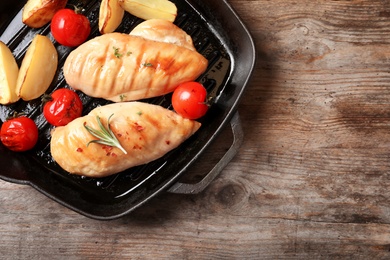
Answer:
xmin=120 ymin=42 xmax=139 ymax=99
xmin=110 ymin=48 xmax=120 ymax=95
xmin=145 ymin=49 xmax=161 ymax=98
xmin=100 ymin=42 xmax=113 ymax=95
xmin=141 ymin=111 xmax=161 ymax=130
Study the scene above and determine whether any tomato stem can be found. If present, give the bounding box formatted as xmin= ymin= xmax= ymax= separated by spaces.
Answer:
xmin=41 ymin=93 xmax=53 ymax=103
xmin=67 ymin=4 xmax=84 ymax=14
xmin=6 ymin=111 xmax=26 ymax=121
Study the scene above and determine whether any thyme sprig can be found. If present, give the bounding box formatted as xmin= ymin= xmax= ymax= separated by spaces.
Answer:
xmin=84 ymin=114 xmax=127 ymax=154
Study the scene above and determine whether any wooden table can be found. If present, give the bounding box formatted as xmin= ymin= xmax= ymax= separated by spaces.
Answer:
xmin=1 ymin=0 xmax=390 ymax=259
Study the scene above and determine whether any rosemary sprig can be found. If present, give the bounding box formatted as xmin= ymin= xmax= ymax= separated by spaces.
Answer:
xmin=84 ymin=114 xmax=127 ymax=154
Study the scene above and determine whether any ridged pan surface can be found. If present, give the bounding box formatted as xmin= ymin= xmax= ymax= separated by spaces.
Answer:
xmin=0 ymin=0 xmax=255 ymax=219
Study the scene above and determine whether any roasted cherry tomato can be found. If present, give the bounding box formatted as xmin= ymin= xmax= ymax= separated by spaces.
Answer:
xmin=50 ymin=8 xmax=91 ymax=47
xmin=171 ymin=82 xmax=209 ymax=120
xmin=1 ymin=116 xmax=38 ymax=152
xmin=43 ymin=88 xmax=83 ymax=126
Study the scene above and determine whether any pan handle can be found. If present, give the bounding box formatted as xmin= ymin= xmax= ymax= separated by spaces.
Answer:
xmin=167 ymin=112 xmax=243 ymax=194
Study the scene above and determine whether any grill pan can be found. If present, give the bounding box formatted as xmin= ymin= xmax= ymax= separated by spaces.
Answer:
xmin=0 ymin=0 xmax=256 ymax=220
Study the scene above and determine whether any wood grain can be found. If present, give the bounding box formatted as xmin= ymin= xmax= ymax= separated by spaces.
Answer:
xmin=2 ymin=0 xmax=390 ymax=259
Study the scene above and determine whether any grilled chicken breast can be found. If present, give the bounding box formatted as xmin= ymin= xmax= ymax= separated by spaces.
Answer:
xmin=129 ymin=19 xmax=196 ymax=51
xmin=50 ymin=102 xmax=201 ymax=178
xmin=63 ymin=22 xmax=208 ymax=102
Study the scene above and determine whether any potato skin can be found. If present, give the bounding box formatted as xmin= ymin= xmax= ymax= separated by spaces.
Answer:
xmin=0 ymin=42 xmax=20 ymax=105
xmin=99 ymin=0 xmax=125 ymax=34
xmin=16 ymin=35 xmax=58 ymax=101
xmin=22 ymin=0 xmax=68 ymax=28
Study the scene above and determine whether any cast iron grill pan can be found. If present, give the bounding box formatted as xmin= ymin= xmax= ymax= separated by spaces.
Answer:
xmin=0 ymin=0 xmax=256 ymax=219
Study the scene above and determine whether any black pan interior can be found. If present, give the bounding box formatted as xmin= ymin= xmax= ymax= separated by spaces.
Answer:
xmin=0 ymin=0 xmax=255 ymax=219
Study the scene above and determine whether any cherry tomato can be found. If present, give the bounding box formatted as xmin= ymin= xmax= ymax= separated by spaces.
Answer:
xmin=43 ymin=88 xmax=83 ymax=126
xmin=50 ymin=8 xmax=91 ymax=47
xmin=172 ymin=82 xmax=209 ymax=120
xmin=1 ymin=116 xmax=38 ymax=152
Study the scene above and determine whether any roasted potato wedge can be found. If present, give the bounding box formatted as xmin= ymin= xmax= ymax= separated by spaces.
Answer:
xmin=22 ymin=0 xmax=68 ymax=28
xmin=16 ymin=35 xmax=58 ymax=101
xmin=99 ymin=0 xmax=125 ymax=34
xmin=0 ymin=42 xmax=20 ymax=105
xmin=118 ymin=0 xmax=177 ymax=22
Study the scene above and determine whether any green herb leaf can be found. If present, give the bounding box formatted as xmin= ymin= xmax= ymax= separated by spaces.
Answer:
xmin=113 ymin=46 xmax=123 ymax=58
xmin=84 ymin=114 xmax=127 ymax=154
xmin=119 ymin=94 xmax=126 ymax=102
